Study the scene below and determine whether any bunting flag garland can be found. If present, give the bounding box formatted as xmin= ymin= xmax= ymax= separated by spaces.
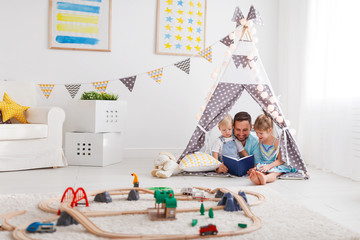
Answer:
xmin=65 ymin=84 xmax=81 ymax=98
xmin=232 ymin=55 xmax=258 ymax=69
xmin=92 ymin=81 xmax=108 ymax=93
xmin=247 ymin=5 xmax=264 ymax=26
xmin=39 ymin=84 xmax=55 ymax=99
xmin=174 ymin=58 xmax=191 ymax=75
xmin=198 ymin=46 xmax=212 ymax=63
xmin=220 ymin=35 xmax=234 ymax=47
xmin=119 ymin=76 xmax=137 ymax=92
xmin=232 ymin=7 xmax=245 ymax=27
xmin=148 ymin=68 xmax=164 ymax=84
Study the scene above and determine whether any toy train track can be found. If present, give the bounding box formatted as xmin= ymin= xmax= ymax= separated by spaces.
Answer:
xmin=11 ymin=187 xmax=265 ymax=240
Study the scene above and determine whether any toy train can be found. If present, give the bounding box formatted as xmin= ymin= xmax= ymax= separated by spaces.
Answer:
xmin=199 ymin=224 xmax=218 ymax=236
xmin=180 ymin=187 xmax=206 ymax=199
xmin=26 ymin=222 xmax=56 ymax=233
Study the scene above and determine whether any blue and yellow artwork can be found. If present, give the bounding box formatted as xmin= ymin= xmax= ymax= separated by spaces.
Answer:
xmin=49 ymin=0 xmax=111 ymax=51
xmin=156 ymin=0 xmax=207 ymax=56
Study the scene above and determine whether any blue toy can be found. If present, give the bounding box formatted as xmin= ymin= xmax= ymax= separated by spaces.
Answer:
xmin=26 ymin=222 xmax=56 ymax=233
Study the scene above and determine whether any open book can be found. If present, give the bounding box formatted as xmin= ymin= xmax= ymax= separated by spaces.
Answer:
xmin=222 ymin=155 xmax=255 ymax=177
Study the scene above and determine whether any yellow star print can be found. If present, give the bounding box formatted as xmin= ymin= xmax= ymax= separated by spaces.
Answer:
xmin=165 ymin=0 xmax=173 ymax=5
xmin=164 ymin=43 xmax=172 ymax=49
xmin=194 ymin=45 xmax=201 ymax=51
xmin=188 ymin=26 xmax=193 ymax=32
xmin=197 ymin=2 xmax=202 ymax=8
xmin=189 ymin=1 xmax=194 ymax=7
xmin=197 ymin=11 xmax=203 ymax=17
xmin=175 ymin=34 xmax=182 ymax=40
xmin=197 ymin=20 xmax=202 ymax=26
xmin=165 ymin=24 xmax=172 ymax=30
xmin=188 ymin=11 xmax=193 ymax=15
xmin=196 ymin=36 xmax=201 ymax=42
xmin=165 ymin=7 xmax=172 ymax=14
xmin=187 ymin=35 xmax=193 ymax=41
xmin=177 ymin=9 xmax=184 ymax=15
xmin=176 ymin=25 xmax=183 ymax=31
xmin=186 ymin=45 xmax=192 ymax=51
xmin=177 ymin=17 xmax=183 ymax=24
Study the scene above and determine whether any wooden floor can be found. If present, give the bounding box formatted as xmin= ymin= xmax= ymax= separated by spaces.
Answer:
xmin=1 ymin=158 xmax=359 ymax=235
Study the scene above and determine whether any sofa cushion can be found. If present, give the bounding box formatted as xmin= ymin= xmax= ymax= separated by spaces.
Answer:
xmin=0 ymin=124 xmax=48 ymax=140
xmin=0 ymin=111 xmax=11 ymax=124
xmin=0 ymin=92 xmax=30 ymax=123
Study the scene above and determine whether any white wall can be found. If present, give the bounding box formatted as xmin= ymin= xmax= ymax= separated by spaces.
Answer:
xmin=0 ymin=0 xmax=279 ymax=155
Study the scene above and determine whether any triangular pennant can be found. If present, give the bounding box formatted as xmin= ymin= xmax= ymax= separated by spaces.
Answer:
xmin=147 ymin=68 xmax=164 ymax=84
xmin=174 ymin=58 xmax=191 ymax=74
xmin=232 ymin=55 xmax=258 ymax=69
xmin=198 ymin=46 xmax=212 ymax=63
xmin=38 ymin=84 xmax=55 ymax=99
xmin=247 ymin=5 xmax=264 ymax=26
xmin=65 ymin=84 xmax=81 ymax=98
xmin=232 ymin=6 xmax=245 ymax=27
xmin=92 ymin=81 xmax=108 ymax=93
xmin=119 ymin=76 xmax=137 ymax=92
xmin=220 ymin=35 xmax=234 ymax=47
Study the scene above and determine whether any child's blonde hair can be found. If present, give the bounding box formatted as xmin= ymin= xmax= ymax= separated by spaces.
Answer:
xmin=254 ymin=112 xmax=273 ymax=131
xmin=218 ymin=114 xmax=233 ymax=128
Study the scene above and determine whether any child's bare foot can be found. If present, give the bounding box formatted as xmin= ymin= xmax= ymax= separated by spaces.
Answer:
xmin=255 ymin=171 xmax=266 ymax=185
xmin=249 ymin=172 xmax=260 ymax=185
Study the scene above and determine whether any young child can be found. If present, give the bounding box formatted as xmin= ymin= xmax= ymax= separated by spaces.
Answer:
xmin=249 ymin=113 xmax=296 ymax=185
xmin=212 ymin=114 xmax=248 ymax=162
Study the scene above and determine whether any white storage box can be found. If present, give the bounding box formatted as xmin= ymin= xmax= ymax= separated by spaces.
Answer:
xmin=66 ymin=100 xmax=126 ymax=133
xmin=65 ymin=132 xmax=123 ymax=166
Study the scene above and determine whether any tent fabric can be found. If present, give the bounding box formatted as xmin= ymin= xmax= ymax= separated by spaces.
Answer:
xmin=179 ymin=83 xmax=244 ymax=160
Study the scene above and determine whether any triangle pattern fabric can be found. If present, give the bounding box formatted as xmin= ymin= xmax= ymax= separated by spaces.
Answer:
xmin=148 ymin=68 xmax=164 ymax=84
xmin=174 ymin=58 xmax=191 ymax=75
xmin=247 ymin=5 xmax=264 ymax=26
xmin=220 ymin=36 xmax=234 ymax=47
xmin=39 ymin=84 xmax=55 ymax=99
xmin=198 ymin=47 xmax=212 ymax=63
xmin=232 ymin=6 xmax=244 ymax=27
xmin=92 ymin=81 xmax=108 ymax=93
xmin=232 ymin=55 xmax=258 ymax=69
xmin=65 ymin=84 xmax=81 ymax=98
xmin=120 ymin=76 xmax=137 ymax=92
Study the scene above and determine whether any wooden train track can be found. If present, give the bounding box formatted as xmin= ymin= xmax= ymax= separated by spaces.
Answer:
xmin=12 ymin=187 xmax=265 ymax=240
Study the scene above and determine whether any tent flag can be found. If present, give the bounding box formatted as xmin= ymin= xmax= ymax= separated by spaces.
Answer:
xmin=148 ymin=68 xmax=164 ymax=84
xmin=174 ymin=58 xmax=191 ymax=75
xmin=232 ymin=7 xmax=245 ymax=27
xmin=247 ymin=5 xmax=264 ymax=26
xmin=232 ymin=55 xmax=258 ymax=69
xmin=92 ymin=81 xmax=108 ymax=93
xmin=179 ymin=82 xmax=245 ymax=160
xmin=65 ymin=84 xmax=81 ymax=98
xmin=198 ymin=46 xmax=213 ymax=63
xmin=119 ymin=76 xmax=137 ymax=92
xmin=220 ymin=35 xmax=234 ymax=47
xmin=39 ymin=84 xmax=55 ymax=99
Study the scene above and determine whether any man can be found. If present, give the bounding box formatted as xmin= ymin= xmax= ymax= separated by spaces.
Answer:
xmin=216 ymin=111 xmax=262 ymax=173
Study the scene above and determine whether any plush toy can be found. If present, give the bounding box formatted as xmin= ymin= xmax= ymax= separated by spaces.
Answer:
xmin=151 ymin=151 xmax=181 ymax=178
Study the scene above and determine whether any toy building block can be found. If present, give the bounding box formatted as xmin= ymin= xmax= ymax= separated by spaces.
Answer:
xmin=127 ymin=189 xmax=140 ymax=201
xmin=149 ymin=190 xmax=177 ymax=221
xmin=209 ymin=208 xmax=214 ymax=218
xmin=200 ymin=200 xmax=205 ymax=215
xmin=192 ymin=219 xmax=198 ymax=227
xmin=238 ymin=223 xmax=247 ymax=228
xmin=56 ymin=212 xmax=79 ymax=226
xmin=94 ymin=192 xmax=112 ymax=203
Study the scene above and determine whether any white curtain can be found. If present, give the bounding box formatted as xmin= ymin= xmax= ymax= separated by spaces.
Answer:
xmin=279 ymin=0 xmax=360 ymax=180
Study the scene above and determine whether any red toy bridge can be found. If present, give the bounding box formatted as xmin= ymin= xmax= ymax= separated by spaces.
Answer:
xmin=57 ymin=187 xmax=89 ymax=215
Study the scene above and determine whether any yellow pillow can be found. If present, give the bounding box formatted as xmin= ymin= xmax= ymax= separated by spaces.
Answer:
xmin=179 ymin=152 xmax=221 ymax=172
xmin=0 ymin=92 xmax=30 ymax=123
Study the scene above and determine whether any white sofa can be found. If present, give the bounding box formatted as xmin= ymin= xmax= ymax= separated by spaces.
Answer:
xmin=0 ymin=80 xmax=67 ymax=171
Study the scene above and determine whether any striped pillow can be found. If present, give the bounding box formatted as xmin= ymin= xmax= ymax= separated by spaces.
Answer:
xmin=179 ymin=152 xmax=221 ymax=172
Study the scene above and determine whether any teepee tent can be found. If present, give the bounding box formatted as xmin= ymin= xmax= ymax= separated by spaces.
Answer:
xmin=178 ymin=6 xmax=307 ymax=173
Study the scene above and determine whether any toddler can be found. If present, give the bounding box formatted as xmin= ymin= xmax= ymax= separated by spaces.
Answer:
xmin=249 ymin=113 xmax=296 ymax=185
xmin=212 ymin=114 xmax=248 ymax=162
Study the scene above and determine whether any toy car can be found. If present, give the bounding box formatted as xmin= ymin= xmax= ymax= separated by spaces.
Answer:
xmin=199 ymin=224 xmax=218 ymax=236
xmin=26 ymin=222 xmax=56 ymax=233
xmin=181 ymin=187 xmax=193 ymax=195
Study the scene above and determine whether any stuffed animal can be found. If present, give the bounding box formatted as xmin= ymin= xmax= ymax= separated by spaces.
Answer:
xmin=151 ymin=151 xmax=181 ymax=178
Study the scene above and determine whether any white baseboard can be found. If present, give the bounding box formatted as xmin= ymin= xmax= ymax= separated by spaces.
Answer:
xmin=123 ymin=148 xmax=184 ymax=160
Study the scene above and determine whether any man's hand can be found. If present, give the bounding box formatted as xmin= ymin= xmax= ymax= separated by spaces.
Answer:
xmin=216 ymin=163 xmax=228 ymax=173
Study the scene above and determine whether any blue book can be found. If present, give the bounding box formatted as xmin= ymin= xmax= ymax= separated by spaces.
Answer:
xmin=222 ymin=155 xmax=255 ymax=177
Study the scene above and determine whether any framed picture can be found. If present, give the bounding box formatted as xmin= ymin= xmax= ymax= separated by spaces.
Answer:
xmin=156 ymin=0 xmax=207 ymax=56
xmin=49 ymin=0 xmax=111 ymax=52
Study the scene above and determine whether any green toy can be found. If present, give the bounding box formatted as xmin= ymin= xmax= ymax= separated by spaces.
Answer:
xmin=208 ymin=208 xmax=214 ymax=218
xmin=191 ymin=219 xmax=198 ymax=226
xmin=238 ymin=223 xmax=247 ymax=228
xmin=200 ymin=200 xmax=205 ymax=215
